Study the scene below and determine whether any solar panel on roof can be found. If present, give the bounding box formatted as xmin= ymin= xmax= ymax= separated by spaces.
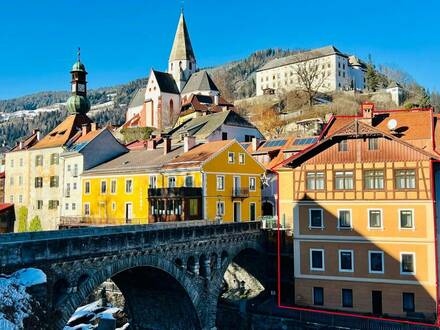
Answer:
xmin=263 ymin=139 xmax=287 ymax=147
xmin=294 ymin=137 xmax=318 ymax=145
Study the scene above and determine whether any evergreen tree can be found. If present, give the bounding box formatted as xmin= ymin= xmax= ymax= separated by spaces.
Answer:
xmin=29 ymin=216 xmax=43 ymax=232
xmin=17 ymin=206 xmax=28 ymax=232
xmin=365 ymin=55 xmax=379 ymax=92
xmin=419 ymin=88 xmax=431 ymax=108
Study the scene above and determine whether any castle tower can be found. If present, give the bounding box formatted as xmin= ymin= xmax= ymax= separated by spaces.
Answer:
xmin=66 ymin=48 xmax=91 ymax=114
xmin=168 ymin=11 xmax=196 ymax=91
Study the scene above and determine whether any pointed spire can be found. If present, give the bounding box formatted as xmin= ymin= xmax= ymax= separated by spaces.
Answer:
xmin=77 ymin=47 xmax=81 ymax=62
xmin=169 ymin=11 xmax=195 ymax=62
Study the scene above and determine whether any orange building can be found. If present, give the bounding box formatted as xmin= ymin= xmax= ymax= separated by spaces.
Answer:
xmin=276 ymin=103 xmax=440 ymax=322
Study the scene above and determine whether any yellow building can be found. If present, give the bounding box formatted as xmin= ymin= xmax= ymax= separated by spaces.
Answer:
xmin=81 ymin=138 xmax=265 ymax=224
xmin=276 ymin=104 xmax=440 ymax=322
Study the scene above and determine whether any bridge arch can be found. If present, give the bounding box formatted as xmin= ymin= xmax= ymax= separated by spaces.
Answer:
xmin=55 ymin=254 xmax=204 ymax=330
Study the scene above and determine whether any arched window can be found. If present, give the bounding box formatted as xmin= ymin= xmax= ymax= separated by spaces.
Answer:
xmin=179 ymin=61 xmax=182 ymax=69
xmin=169 ymin=99 xmax=174 ymax=114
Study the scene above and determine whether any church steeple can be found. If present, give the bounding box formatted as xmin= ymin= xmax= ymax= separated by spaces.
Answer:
xmin=66 ymin=48 xmax=90 ymax=114
xmin=168 ymin=11 xmax=196 ymax=91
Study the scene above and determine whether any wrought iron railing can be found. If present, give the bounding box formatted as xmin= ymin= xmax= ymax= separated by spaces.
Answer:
xmin=232 ymin=188 xmax=249 ymax=198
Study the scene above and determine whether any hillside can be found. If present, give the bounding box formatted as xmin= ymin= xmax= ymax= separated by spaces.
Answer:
xmin=0 ymin=49 xmax=296 ymax=147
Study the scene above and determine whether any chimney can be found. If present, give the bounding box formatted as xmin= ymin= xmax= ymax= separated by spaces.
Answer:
xmin=147 ymin=139 xmax=157 ymax=150
xmin=360 ymin=102 xmax=374 ymax=124
xmin=19 ymin=141 xmax=23 ymax=150
xmin=82 ymin=124 xmax=90 ymax=136
xmin=91 ymin=123 xmax=97 ymax=131
xmin=251 ymin=137 xmax=258 ymax=152
xmin=163 ymin=137 xmax=171 ymax=155
xmin=32 ymin=129 xmax=41 ymax=141
xmin=184 ymin=136 xmax=196 ymax=152
xmin=214 ymin=94 xmax=219 ymax=105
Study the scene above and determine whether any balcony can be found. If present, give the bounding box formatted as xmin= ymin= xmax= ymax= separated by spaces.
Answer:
xmin=148 ymin=187 xmax=202 ymax=198
xmin=232 ymin=188 xmax=249 ymax=198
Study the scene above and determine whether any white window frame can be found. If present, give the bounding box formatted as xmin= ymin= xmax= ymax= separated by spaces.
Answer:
xmin=110 ymin=179 xmax=117 ymax=194
xmin=84 ymin=181 xmax=91 ymax=195
xmin=398 ymin=209 xmax=415 ymax=230
xmin=400 ymin=252 xmax=416 ymax=275
xmin=185 ymin=175 xmax=194 ymax=188
xmin=367 ymin=209 xmax=383 ymax=230
xmin=100 ymin=180 xmax=107 ymax=194
xmin=228 ymin=152 xmax=235 ymax=164
xmin=216 ymin=175 xmax=225 ymax=191
xmin=368 ymin=250 xmax=384 ymax=274
xmin=249 ymin=176 xmax=257 ymax=192
xmin=337 ymin=209 xmax=352 ymax=230
xmin=216 ymin=201 xmax=225 ymax=216
xmin=310 ymin=249 xmax=325 ymax=271
xmin=338 ymin=250 xmax=354 ymax=272
xmin=125 ymin=179 xmax=133 ymax=193
xmin=84 ymin=203 xmax=90 ymax=216
xmin=249 ymin=202 xmax=257 ymax=221
xmin=309 ymin=208 xmax=324 ymax=229
xmin=239 ymin=153 xmax=245 ymax=165
xmin=168 ymin=176 xmax=176 ymax=188
xmin=149 ymin=175 xmax=157 ymax=189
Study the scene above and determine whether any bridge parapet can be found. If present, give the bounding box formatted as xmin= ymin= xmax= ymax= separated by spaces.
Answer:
xmin=0 ymin=221 xmax=261 ymax=270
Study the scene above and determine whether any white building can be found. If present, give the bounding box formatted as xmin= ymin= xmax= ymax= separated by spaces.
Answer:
xmin=256 ymin=46 xmax=366 ymax=96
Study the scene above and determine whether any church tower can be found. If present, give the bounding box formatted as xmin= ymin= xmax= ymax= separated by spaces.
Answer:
xmin=66 ymin=48 xmax=91 ymax=114
xmin=168 ymin=11 xmax=196 ymax=91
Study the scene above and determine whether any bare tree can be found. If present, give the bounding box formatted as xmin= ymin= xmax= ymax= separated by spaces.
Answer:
xmin=295 ymin=57 xmax=326 ymax=107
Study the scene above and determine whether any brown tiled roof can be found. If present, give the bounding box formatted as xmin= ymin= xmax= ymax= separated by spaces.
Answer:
xmin=10 ymin=131 xmax=40 ymax=152
xmin=162 ymin=140 xmax=234 ymax=170
xmin=31 ymin=114 xmax=92 ymax=150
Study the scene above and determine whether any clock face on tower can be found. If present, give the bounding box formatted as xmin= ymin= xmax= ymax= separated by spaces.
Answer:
xmin=71 ymin=84 xmax=77 ymax=93
xmin=78 ymin=84 xmax=86 ymax=93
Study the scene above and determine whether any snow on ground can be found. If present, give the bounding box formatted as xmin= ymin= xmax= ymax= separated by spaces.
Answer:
xmin=0 ymin=268 xmax=47 ymax=329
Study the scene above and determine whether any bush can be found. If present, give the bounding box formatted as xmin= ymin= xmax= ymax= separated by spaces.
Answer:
xmin=29 ymin=216 xmax=43 ymax=232
xmin=17 ymin=206 xmax=28 ymax=232
xmin=120 ymin=127 xmax=154 ymax=143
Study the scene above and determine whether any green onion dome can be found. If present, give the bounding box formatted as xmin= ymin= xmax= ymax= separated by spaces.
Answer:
xmin=66 ymin=95 xmax=90 ymax=114
xmin=72 ymin=61 xmax=86 ymax=72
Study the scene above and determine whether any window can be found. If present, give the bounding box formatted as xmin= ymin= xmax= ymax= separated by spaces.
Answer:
xmin=395 ymin=169 xmax=416 ymax=189
xmin=48 ymin=200 xmax=59 ymax=209
xmin=310 ymin=249 xmax=324 ymax=271
xmin=399 ymin=209 xmax=414 ymax=229
xmin=185 ymin=176 xmax=194 ymax=187
xmin=10 ymin=159 xmax=14 ymax=168
xmin=338 ymin=140 xmax=348 ymax=152
xmin=342 ymin=289 xmax=353 ymax=308
xmin=403 ymin=293 xmax=415 ymax=313
xmin=216 ymin=201 xmax=225 ymax=216
xmin=50 ymin=153 xmax=59 ymax=165
xmin=228 ymin=152 xmax=235 ymax=164
xmin=65 ymin=203 xmax=69 ymax=210
xmin=110 ymin=180 xmax=117 ymax=194
xmin=65 ymin=183 xmax=71 ymax=197
xmin=338 ymin=209 xmax=352 ymax=229
xmin=101 ymin=181 xmax=107 ymax=194
xmin=309 ymin=209 xmax=323 ymax=228
xmin=84 ymin=203 xmax=90 ymax=216
xmin=73 ymin=164 xmax=79 ymax=177
xmin=72 ymin=203 xmax=76 ymax=210
xmin=369 ymin=251 xmax=384 ymax=273
xmin=19 ymin=158 xmax=23 ymax=167
xmin=364 ymin=170 xmax=384 ymax=189
xmin=189 ymin=199 xmax=198 ymax=216
xmin=216 ymin=175 xmax=225 ymax=191
xmin=313 ymin=287 xmax=324 ymax=306
xmin=401 ymin=253 xmax=415 ymax=275
xmin=9 ymin=177 xmax=13 ymax=185
xmin=18 ymin=176 xmax=23 ymax=186
xmin=306 ymin=172 xmax=325 ymax=190
xmin=125 ymin=179 xmax=133 ymax=193
xmin=67 ymin=164 xmax=71 ymax=172
xmin=149 ymin=176 xmax=157 ymax=189
xmin=368 ymin=209 xmax=382 ymax=229
xmin=249 ymin=177 xmax=256 ymax=191
xmin=85 ymin=181 xmax=91 ymax=194
xmin=35 ymin=177 xmax=43 ymax=188
xmin=239 ymin=153 xmax=245 ymax=165
xmin=368 ymin=138 xmax=379 ymax=150
xmin=50 ymin=176 xmax=59 ymax=187
xmin=37 ymin=200 xmax=43 ymax=210
xmin=18 ymin=195 xmax=23 ymax=203
xmin=335 ymin=171 xmax=354 ymax=190
xmin=222 ymin=132 xmax=228 ymax=140
xmin=250 ymin=202 xmax=256 ymax=221
xmin=339 ymin=250 xmax=354 ymax=272
xmin=73 ymin=182 xmax=77 ymax=190
xmin=9 ymin=195 xmax=13 ymax=203
xmin=35 ymin=155 xmax=43 ymax=166
xmin=168 ymin=177 xmax=176 ymax=188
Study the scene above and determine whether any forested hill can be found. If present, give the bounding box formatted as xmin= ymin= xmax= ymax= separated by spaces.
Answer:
xmin=0 ymin=48 xmax=296 ymax=113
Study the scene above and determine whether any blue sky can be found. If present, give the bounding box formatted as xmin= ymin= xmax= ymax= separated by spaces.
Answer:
xmin=0 ymin=0 xmax=439 ymax=99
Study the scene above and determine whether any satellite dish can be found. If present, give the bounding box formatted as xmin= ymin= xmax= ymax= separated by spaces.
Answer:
xmin=387 ymin=119 xmax=398 ymax=131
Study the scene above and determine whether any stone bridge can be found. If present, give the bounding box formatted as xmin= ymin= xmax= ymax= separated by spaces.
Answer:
xmin=0 ymin=221 xmax=266 ymax=330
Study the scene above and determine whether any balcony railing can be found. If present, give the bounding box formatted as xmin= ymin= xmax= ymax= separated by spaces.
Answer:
xmin=232 ymin=188 xmax=249 ymax=198
xmin=148 ymin=187 xmax=202 ymax=198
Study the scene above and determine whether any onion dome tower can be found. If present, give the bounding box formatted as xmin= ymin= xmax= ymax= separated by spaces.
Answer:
xmin=66 ymin=48 xmax=91 ymax=114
